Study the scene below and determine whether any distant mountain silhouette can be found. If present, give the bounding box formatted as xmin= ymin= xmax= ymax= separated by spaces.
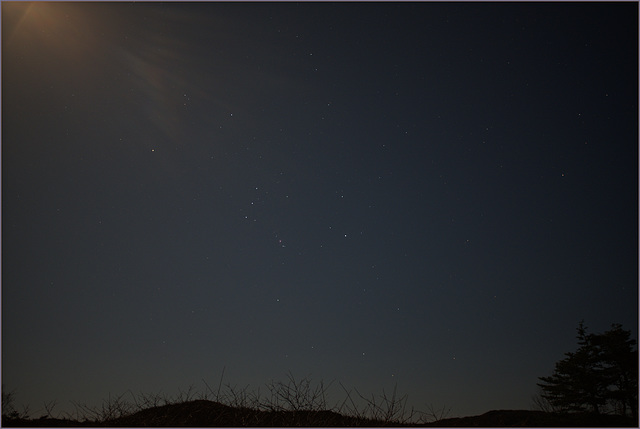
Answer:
xmin=420 ymin=409 xmax=637 ymax=427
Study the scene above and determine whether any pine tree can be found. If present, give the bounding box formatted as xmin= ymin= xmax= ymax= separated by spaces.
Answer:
xmin=537 ymin=322 xmax=637 ymax=418
xmin=592 ymin=324 xmax=638 ymax=419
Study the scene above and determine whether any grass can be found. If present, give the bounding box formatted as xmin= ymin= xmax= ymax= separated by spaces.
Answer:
xmin=3 ymin=374 xmax=637 ymax=427
xmin=2 ymin=372 xmax=448 ymax=427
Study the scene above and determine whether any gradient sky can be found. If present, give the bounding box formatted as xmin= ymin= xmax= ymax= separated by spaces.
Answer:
xmin=2 ymin=1 xmax=638 ymax=420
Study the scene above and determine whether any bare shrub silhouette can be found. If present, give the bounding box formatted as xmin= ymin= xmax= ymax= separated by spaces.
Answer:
xmin=2 ymin=386 xmax=30 ymax=423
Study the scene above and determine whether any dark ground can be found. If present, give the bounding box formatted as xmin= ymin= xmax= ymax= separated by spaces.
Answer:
xmin=2 ymin=400 xmax=637 ymax=427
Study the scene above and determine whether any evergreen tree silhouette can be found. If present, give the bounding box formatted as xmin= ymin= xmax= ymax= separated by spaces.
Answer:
xmin=537 ymin=322 xmax=637 ymax=419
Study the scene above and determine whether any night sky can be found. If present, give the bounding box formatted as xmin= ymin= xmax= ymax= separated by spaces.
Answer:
xmin=2 ymin=1 xmax=638 ymax=419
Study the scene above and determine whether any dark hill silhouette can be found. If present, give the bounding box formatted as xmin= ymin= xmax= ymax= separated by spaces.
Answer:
xmin=420 ymin=409 xmax=636 ymax=427
xmin=3 ymin=399 xmax=394 ymax=427
xmin=104 ymin=399 xmax=375 ymax=427
xmin=3 ymin=401 xmax=637 ymax=427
